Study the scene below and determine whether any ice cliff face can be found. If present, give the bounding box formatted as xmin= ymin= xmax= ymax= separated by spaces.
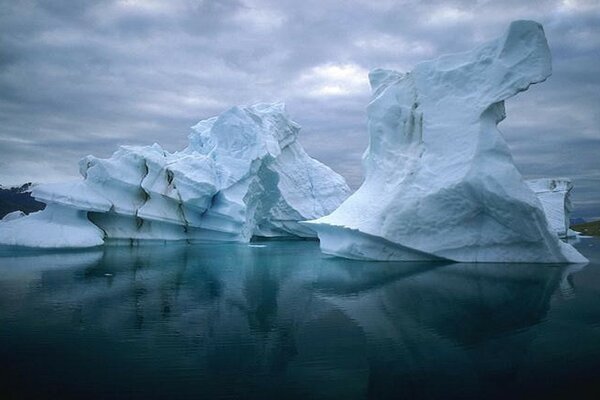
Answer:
xmin=0 ymin=103 xmax=350 ymax=248
xmin=526 ymin=178 xmax=577 ymax=238
xmin=305 ymin=21 xmax=587 ymax=263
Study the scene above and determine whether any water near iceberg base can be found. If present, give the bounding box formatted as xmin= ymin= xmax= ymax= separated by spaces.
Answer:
xmin=0 ymin=103 xmax=350 ymax=248
xmin=0 ymin=239 xmax=598 ymax=398
xmin=306 ymin=20 xmax=587 ymax=263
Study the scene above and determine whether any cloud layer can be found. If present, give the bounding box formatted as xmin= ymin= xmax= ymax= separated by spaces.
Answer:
xmin=1 ymin=0 xmax=599 ymax=217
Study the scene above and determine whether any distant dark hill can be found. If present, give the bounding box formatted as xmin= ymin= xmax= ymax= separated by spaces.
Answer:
xmin=0 ymin=183 xmax=46 ymax=219
xmin=571 ymin=220 xmax=600 ymax=237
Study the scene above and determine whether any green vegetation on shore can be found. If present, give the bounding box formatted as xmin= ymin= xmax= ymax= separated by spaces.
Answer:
xmin=571 ymin=220 xmax=600 ymax=236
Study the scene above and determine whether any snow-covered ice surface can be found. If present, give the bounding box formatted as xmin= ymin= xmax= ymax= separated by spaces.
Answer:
xmin=526 ymin=178 xmax=577 ymax=238
xmin=305 ymin=21 xmax=587 ymax=263
xmin=0 ymin=103 xmax=350 ymax=248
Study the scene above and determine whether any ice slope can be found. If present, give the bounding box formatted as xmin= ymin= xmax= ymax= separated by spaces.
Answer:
xmin=1 ymin=211 xmax=25 ymax=222
xmin=0 ymin=103 xmax=350 ymax=248
xmin=526 ymin=178 xmax=577 ymax=238
xmin=305 ymin=21 xmax=586 ymax=263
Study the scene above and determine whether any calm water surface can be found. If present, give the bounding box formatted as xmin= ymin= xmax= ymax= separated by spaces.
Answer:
xmin=0 ymin=238 xmax=599 ymax=399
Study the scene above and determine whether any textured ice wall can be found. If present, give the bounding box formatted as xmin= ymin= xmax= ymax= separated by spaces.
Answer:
xmin=305 ymin=21 xmax=586 ymax=263
xmin=526 ymin=178 xmax=577 ymax=238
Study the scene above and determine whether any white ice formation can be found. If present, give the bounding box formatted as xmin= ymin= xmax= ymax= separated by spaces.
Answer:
xmin=526 ymin=178 xmax=577 ymax=238
xmin=1 ymin=211 xmax=25 ymax=222
xmin=0 ymin=103 xmax=350 ymax=248
xmin=305 ymin=21 xmax=587 ymax=263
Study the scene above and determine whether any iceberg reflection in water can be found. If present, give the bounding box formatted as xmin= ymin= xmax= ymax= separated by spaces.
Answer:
xmin=0 ymin=239 xmax=599 ymax=399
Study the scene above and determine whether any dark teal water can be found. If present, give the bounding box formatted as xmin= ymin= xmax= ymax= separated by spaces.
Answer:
xmin=0 ymin=238 xmax=599 ymax=399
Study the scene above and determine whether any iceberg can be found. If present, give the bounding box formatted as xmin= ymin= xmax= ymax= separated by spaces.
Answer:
xmin=304 ymin=21 xmax=587 ymax=263
xmin=0 ymin=103 xmax=350 ymax=248
xmin=526 ymin=178 xmax=577 ymax=238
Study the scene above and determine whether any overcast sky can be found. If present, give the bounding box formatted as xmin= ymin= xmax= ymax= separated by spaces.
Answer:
xmin=1 ymin=0 xmax=599 ymax=217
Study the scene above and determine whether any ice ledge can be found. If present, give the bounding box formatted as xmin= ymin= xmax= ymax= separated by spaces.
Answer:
xmin=0 ymin=103 xmax=351 ymax=248
xmin=305 ymin=20 xmax=586 ymax=264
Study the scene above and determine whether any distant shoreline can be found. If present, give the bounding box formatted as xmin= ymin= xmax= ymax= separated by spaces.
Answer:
xmin=572 ymin=220 xmax=600 ymax=236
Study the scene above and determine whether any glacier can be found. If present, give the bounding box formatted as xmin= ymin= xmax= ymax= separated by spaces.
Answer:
xmin=0 ymin=103 xmax=351 ymax=248
xmin=304 ymin=20 xmax=587 ymax=263
xmin=526 ymin=178 xmax=577 ymax=238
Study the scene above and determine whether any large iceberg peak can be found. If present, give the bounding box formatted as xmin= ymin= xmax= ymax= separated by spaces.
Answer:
xmin=187 ymin=102 xmax=298 ymax=158
xmin=305 ymin=20 xmax=586 ymax=263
